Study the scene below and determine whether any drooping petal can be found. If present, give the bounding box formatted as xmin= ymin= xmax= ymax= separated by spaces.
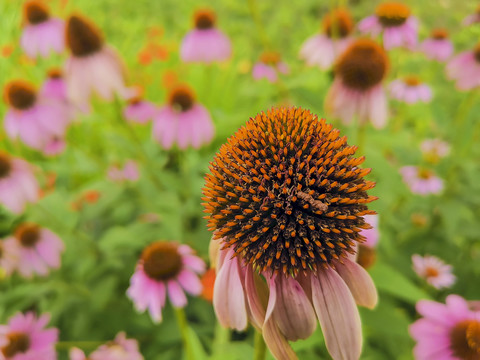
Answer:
xmin=244 ymin=265 xmax=268 ymax=330
xmin=311 ymin=268 xmax=362 ymax=360
xmin=262 ymin=317 xmax=298 ymax=360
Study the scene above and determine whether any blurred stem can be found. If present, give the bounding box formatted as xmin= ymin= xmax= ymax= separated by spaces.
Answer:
xmin=253 ymin=331 xmax=266 ymax=360
xmin=211 ymin=321 xmax=230 ymax=357
xmin=247 ymin=0 xmax=270 ymax=49
xmin=174 ymin=308 xmax=196 ymax=360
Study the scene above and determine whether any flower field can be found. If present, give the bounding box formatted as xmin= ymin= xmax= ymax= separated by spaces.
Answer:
xmin=1 ymin=0 xmax=480 ymax=359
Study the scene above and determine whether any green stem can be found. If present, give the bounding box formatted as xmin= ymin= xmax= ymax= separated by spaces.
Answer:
xmin=247 ymin=0 xmax=270 ymax=49
xmin=253 ymin=331 xmax=266 ymax=360
xmin=211 ymin=321 xmax=230 ymax=357
xmin=174 ymin=308 xmax=196 ymax=360
xmin=356 ymin=121 xmax=367 ymax=155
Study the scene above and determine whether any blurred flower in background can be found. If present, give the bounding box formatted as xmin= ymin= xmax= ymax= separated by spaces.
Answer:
xmin=421 ymin=28 xmax=454 ymax=62
xmin=0 ymin=152 xmax=38 ymax=214
xmin=123 ymin=96 xmax=157 ymax=124
xmin=41 ymin=68 xmax=69 ymax=103
xmin=325 ymin=39 xmax=389 ymax=128
xmin=299 ymin=8 xmax=354 ymax=70
xmin=127 ymin=241 xmax=205 ymax=323
xmin=421 ymin=138 xmax=450 ymax=163
xmin=108 ymin=160 xmax=140 ymax=183
xmin=462 ymin=5 xmax=480 ymax=26
xmin=83 ymin=332 xmax=144 ymax=360
xmin=357 ymin=214 xmax=379 ymax=269
xmin=400 ymin=166 xmax=444 ymax=195
xmin=0 ymin=312 xmax=58 ymax=360
xmin=252 ymin=51 xmax=289 ymax=83
xmin=412 ymin=254 xmax=456 ymax=289
xmin=389 ymin=76 xmax=433 ymax=104
xmin=410 ymin=295 xmax=480 ymax=359
xmin=180 ymin=8 xmax=232 ymax=63
xmin=358 ymin=2 xmax=418 ymax=50
xmin=152 ymin=84 xmax=214 ymax=149
xmin=446 ymin=42 xmax=480 ymax=90
xmin=0 ymin=239 xmax=20 ymax=277
xmin=20 ymin=0 xmax=65 ymax=58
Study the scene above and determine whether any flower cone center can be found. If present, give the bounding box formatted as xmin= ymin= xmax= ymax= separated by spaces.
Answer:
xmin=418 ymin=169 xmax=433 ymax=179
xmin=194 ymin=9 xmax=216 ymax=29
xmin=16 ymin=224 xmax=41 ymax=247
xmin=375 ymin=3 xmax=410 ymax=27
xmin=2 ymin=333 xmax=30 ymax=357
xmin=404 ymin=76 xmax=420 ymax=87
xmin=450 ymin=320 xmax=480 ymax=359
xmin=323 ymin=8 xmax=353 ymax=38
xmin=24 ymin=1 xmax=49 ymax=25
xmin=47 ymin=68 xmax=63 ymax=79
xmin=335 ymin=39 xmax=388 ymax=91
xmin=66 ymin=15 xmax=103 ymax=57
xmin=431 ymin=28 xmax=448 ymax=40
xmin=203 ymin=107 xmax=377 ymax=276
xmin=142 ymin=242 xmax=183 ymax=281
xmin=260 ymin=51 xmax=281 ymax=66
xmin=474 ymin=43 xmax=480 ymax=63
xmin=0 ymin=153 xmax=12 ymax=179
xmin=168 ymin=85 xmax=195 ymax=112
xmin=425 ymin=266 xmax=439 ymax=278
xmin=5 ymin=81 xmax=37 ymax=110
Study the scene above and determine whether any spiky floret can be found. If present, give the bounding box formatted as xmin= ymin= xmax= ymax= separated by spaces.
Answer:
xmin=202 ymin=107 xmax=376 ymax=276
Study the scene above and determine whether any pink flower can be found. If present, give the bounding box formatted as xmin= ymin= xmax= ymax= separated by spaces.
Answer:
xmin=358 ymin=2 xmax=418 ymax=50
xmin=3 ymin=80 xmax=72 ymax=156
xmin=20 ymin=1 xmax=65 ymax=58
xmin=0 ymin=312 xmax=58 ymax=360
xmin=41 ymin=69 xmax=68 ymax=102
xmin=152 ymin=85 xmax=214 ymax=149
xmin=325 ymin=39 xmax=389 ymax=128
xmin=127 ymin=241 xmax=205 ymax=323
xmin=410 ymin=295 xmax=480 ymax=359
xmin=421 ymin=139 xmax=450 ymax=162
xmin=463 ymin=6 xmax=480 ymax=26
xmin=299 ymin=8 xmax=354 ymax=69
xmin=400 ymin=166 xmax=444 ymax=195
xmin=69 ymin=348 xmax=87 ymax=360
xmin=0 ymin=153 xmax=39 ymax=214
xmin=89 ymin=332 xmax=143 ymax=360
xmin=389 ymin=77 xmax=433 ymax=104
xmin=4 ymin=223 xmax=64 ymax=278
xmin=252 ymin=52 xmax=289 ymax=83
xmin=108 ymin=160 xmax=140 ymax=182
xmin=180 ymin=9 xmax=231 ymax=63
xmin=412 ymin=254 xmax=456 ymax=289
xmin=361 ymin=214 xmax=379 ymax=248
xmin=0 ymin=240 xmax=20 ymax=277
xmin=65 ymin=15 xmax=131 ymax=108
xmin=446 ymin=43 xmax=480 ymax=90
xmin=421 ymin=29 xmax=454 ymax=62
xmin=123 ymin=98 xmax=157 ymax=124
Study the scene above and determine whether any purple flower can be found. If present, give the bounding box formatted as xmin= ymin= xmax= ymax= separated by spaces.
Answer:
xmin=89 ymin=332 xmax=143 ymax=360
xmin=152 ymin=85 xmax=214 ymax=149
xmin=358 ymin=2 xmax=418 ymax=50
xmin=108 ymin=160 xmax=140 ymax=182
xmin=412 ymin=254 xmax=456 ymax=289
xmin=400 ymin=166 xmax=444 ymax=195
xmin=446 ymin=43 xmax=480 ymax=90
xmin=252 ymin=52 xmax=289 ymax=83
xmin=389 ymin=77 xmax=433 ymax=104
xmin=127 ymin=242 xmax=205 ymax=323
xmin=421 ymin=29 xmax=454 ymax=62
xmin=180 ymin=9 xmax=231 ymax=63
xmin=123 ymin=98 xmax=157 ymax=124
xmin=421 ymin=139 xmax=450 ymax=161
xmin=20 ymin=1 xmax=65 ymax=58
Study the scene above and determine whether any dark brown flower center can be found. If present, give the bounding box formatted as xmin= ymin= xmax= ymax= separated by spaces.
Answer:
xmin=335 ymin=39 xmax=388 ymax=91
xmin=323 ymin=8 xmax=354 ymax=38
xmin=203 ymin=107 xmax=376 ymax=276
xmin=431 ymin=28 xmax=448 ymax=40
xmin=66 ymin=15 xmax=103 ymax=57
xmin=194 ymin=9 xmax=216 ymax=29
xmin=404 ymin=76 xmax=420 ymax=87
xmin=2 ymin=332 xmax=30 ymax=357
xmin=168 ymin=85 xmax=195 ymax=112
xmin=0 ymin=153 xmax=12 ymax=179
xmin=47 ymin=68 xmax=63 ymax=79
xmin=15 ymin=224 xmax=41 ymax=247
xmin=4 ymin=80 xmax=37 ymax=110
xmin=141 ymin=242 xmax=183 ymax=281
xmin=474 ymin=43 xmax=480 ymax=63
xmin=375 ymin=3 xmax=411 ymax=27
xmin=450 ymin=320 xmax=480 ymax=359
xmin=357 ymin=244 xmax=376 ymax=269
xmin=260 ymin=51 xmax=281 ymax=66
xmin=24 ymin=1 xmax=49 ymax=25
xmin=418 ymin=169 xmax=433 ymax=179
xmin=128 ymin=96 xmax=143 ymax=106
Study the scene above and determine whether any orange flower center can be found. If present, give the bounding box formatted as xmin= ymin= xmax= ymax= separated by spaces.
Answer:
xmin=260 ymin=51 xmax=281 ymax=65
xmin=450 ymin=320 xmax=480 ymax=359
xmin=168 ymin=85 xmax=195 ymax=112
xmin=194 ymin=9 xmax=216 ymax=29
xmin=24 ymin=0 xmax=49 ymax=25
xmin=323 ymin=8 xmax=354 ymax=38
xmin=375 ymin=2 xmax=411 ymax=27
xmin=4 ymin=80 xmax=37 ymax=110
xmin=0 ymin=153 xmax=12 ymax=179
xmin=47 ymin=68 xmax=63 ymax=79
xmin=404 ymin=76 xmax=420 ymax=87
xmin=66 ymin=15 xmax=103 ymax=57
xmin=128 ymin=96 xmax=143 ymax=106
xmin=431 ymin=28 xmax=448 ymax=40
xmin=425 ymin=266 xmax=439 ymax=278
xmin=2 ymin=332 xmax=30 ymax=357
xmin=335 ymin=39 xmax=388 ymax=91
xmin=15 ymin=224 xmax=41 ymax=248
xmin=141 ymin=242 xmax=183 ymax=281
xmin=418 ymin=169 xmax=433 ymax=179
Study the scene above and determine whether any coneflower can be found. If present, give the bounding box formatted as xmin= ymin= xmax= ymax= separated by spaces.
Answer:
xmin=299 ymin=8 xmax=355 ymax=70
xmin=203 ymin=107 xmax=378 ymax=360
xmin=252 ymin=51 xmax=289 ymax=83
xmin=389 ymin=76 xmax=433 ymax=104
xmin=20 ymin=0 xmax=65 ymax=58
xmin=421 ymin=28 xmax=454 ymax=62
xmin=325 ymin=39 xmax=389 ymax=128
xmin=446 ymin=42 xmax=480 ymax=90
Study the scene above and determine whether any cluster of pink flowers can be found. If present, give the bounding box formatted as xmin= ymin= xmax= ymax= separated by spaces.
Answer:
xmin=70 ymin=332 xmax=143 ymax=360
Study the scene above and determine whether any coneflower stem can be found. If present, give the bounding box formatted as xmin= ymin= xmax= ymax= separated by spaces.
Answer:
xmin=174 ymin=308 xmax=196 ymax=360
xmin=211 ymin=321 xmax=230 ymax=356
xmin=357 ymin=121 xmax=367 ymax=155
xmin=253 ymin=331 xmax=266 ymax=360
